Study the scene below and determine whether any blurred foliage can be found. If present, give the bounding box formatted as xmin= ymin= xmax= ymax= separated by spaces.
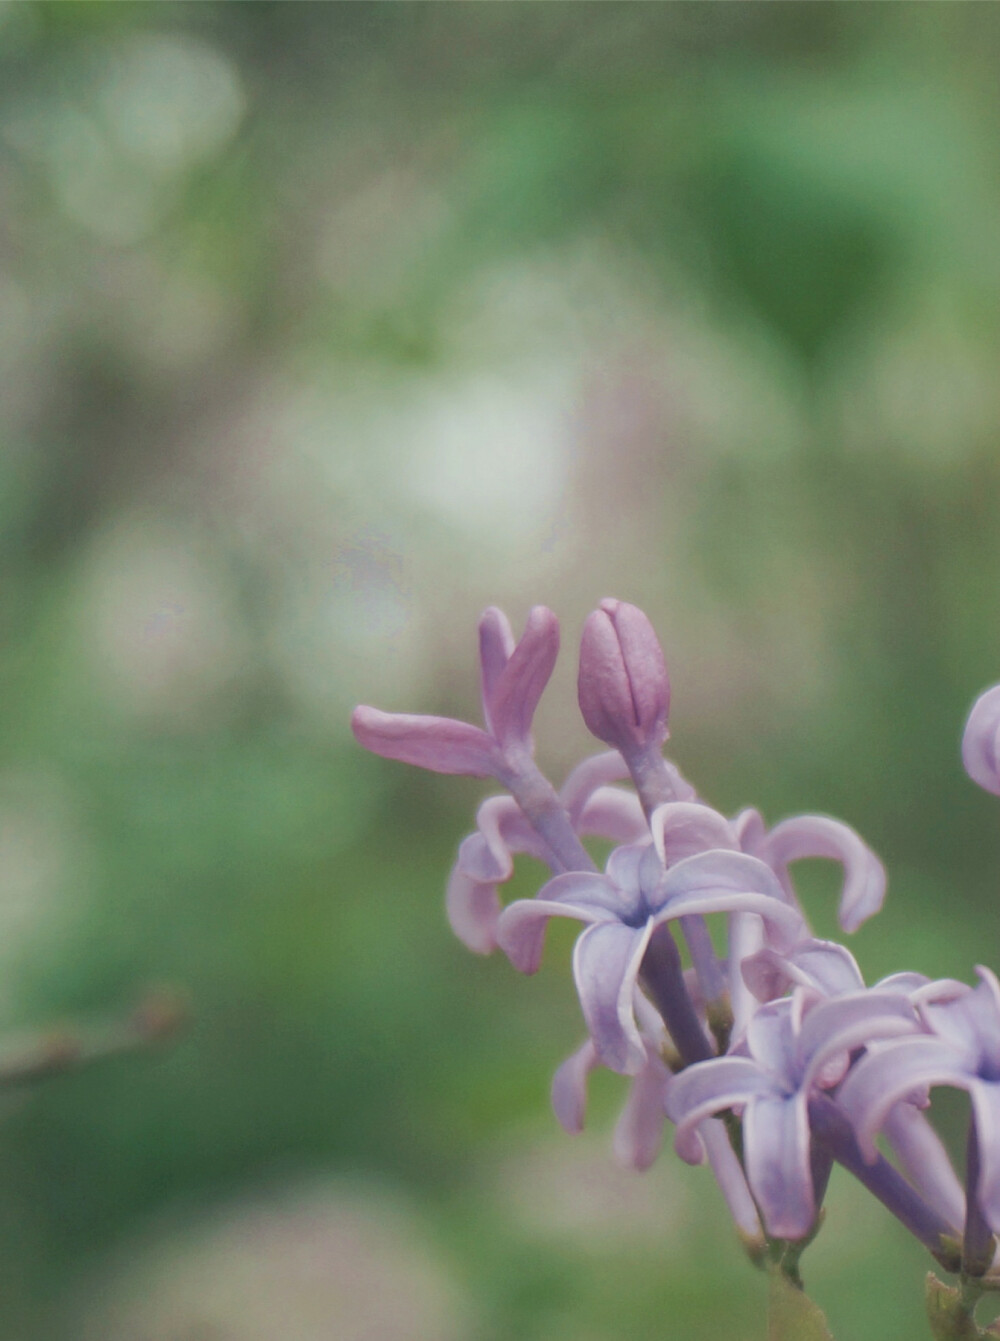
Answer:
xmin=0 ymin=2 xmax=999 ymax=1337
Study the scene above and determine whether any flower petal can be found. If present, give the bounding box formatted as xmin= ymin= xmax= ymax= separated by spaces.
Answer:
xmin=446 ymin=863 xmax=502 ymax=954
xmin=652 ymin=852 xmax=805 ymax=952
xmin=572 ymin=920 xmax=652 ymax=1074
xmin=445 ymin=797 xmax=551 ymax=953
xmin=613 ymin=1050 xmax=671 ymax=1170
xmin=649 ymin=802 xmax=739 ymax=867
xmin=742 ymin=939 xmax=865 ymax=1004
xmin=351 ymin=706 xmax=497 ymax=777
xmin=763 ymin=814 xmax=886 ymax=933
xmin=837 ymin=1037 xmax=978 ymax=1161
xmin=496 ymin=896 xmax=615 ymax=974
xmin=665 ymin=1056 xmax=776 ymax=1163
xmin=576 ymin=788 xmax=648 ymax=845
xmin=798 ymin=990 xmax=922 ymax=1092
xmin=559 ymin=751 xmax=630 ymax=821
xmin=882 ymin=1102 xmax=965 ymax=1234
xmin=551 ymin=1038 xmax=599 ymax=1134
xmin=970 ymin=1081 xmax=1000 ymax=1231
xmin=744 ymin=1093 xmax=815 ymax=1239
xmin=700 ymin=1119 xmax=763 ymax=1242
xmin=536 ymin=871 xmax=630 ymax=917
xmin=478 ymin=607 xmax=516 ymax=734
xmin=962 ymin=685 xmax=1000 ymax=796
xmin=487 ymin=606 xmax=560 ymax=752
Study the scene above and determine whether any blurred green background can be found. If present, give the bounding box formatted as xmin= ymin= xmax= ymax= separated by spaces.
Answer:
xmin=1 ymin=2 xmax=1000 ymax=1337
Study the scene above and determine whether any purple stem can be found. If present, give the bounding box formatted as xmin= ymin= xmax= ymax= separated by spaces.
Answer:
xmin=497 ymin=754 xmax=596 ymax=874
xmin=808 ymin=1094 xmax=959 ymax=1268
xmin=640 ymin=923 xmax=715 ymax=1065
xmin=962 ymin=1120 xmax=995 ymax=1277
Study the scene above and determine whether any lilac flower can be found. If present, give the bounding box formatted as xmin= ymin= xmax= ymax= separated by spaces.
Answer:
xmin=497 ymin=838 xmax=804 ymax=1074
xmin=578 ymin=599 xmax=670 ymax=756
xmin=446 ymin=751 xmax=654 ymax=953
xmin=839 ymin=967 xmax=1000 ymax=1234
xmin=665 ymin=990 xmax=923 ymax=1239
xmin=352 ymin=605 xmax=559 ymax=780
xmin=962 ymin=685 xmax=1000 ymax=796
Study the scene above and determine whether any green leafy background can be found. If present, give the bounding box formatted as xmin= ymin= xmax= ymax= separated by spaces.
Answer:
xmin=1 ymin=4 xmax=999 ymax=1337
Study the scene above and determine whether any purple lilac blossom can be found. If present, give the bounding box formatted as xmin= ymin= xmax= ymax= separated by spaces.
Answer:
xmin=497 ymin=840 xmax=804 ymax=1074
xmin=839 ymin=966 xmax=1000 ymax=1235
xmin=665 ymin=989 xmax=923 ymax=1239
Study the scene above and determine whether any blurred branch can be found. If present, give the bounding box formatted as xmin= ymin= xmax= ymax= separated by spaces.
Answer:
xmin=0 ymin=988 xmax=188 ymax=1091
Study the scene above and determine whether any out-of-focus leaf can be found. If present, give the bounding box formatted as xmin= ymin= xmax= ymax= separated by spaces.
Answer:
xmin=768 ymin=1268 xmax=834 ymax=1341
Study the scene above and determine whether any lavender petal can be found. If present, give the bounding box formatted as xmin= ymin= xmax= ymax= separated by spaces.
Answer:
xmin=478 ymin=606 xmax=516 ymax=733
xmin=665 ymin=1057 xmax=775 ymax=1163
xmin=883 ymin=1102 xmax=965 ymax=1233
xmin=551 ymin=1038 xmax=599 ymax=1134
xmin=613 ymin=1050 xmax=671 ymax=1170
xmin=962 ymin=684 xmax=1000 ymax=797
xmin=649 ymin=801 xmax=738 ymax=867
xmin=572 ymin=920 xmax=653 ymax=1074
xmin=744 ymin=1092 xmax=816 ymax=1240
xmin=970 ymin=1081 xmax=1000 ymax=1232
xmin=763 ymin=814 xmax=886 ymax=933
xmin=699 ymin=1118 xmax=764 ymax=1242
xmin=351 ymin=706 xmax=497 ymax=777
xmin=837 ymin=1037 xmax=978 ymax=1160
xmin=496 ymin=896 xmax=616 ymax=974
xmin=487 ymin=606 xmax=560 ymax=753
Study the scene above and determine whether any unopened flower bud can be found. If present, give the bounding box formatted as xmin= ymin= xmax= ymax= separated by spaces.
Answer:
xmin=577 ymin=599 xmax=670 ymax=755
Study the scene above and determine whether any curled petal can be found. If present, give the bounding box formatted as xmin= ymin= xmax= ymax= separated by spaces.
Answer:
xmin=837 ymin=1037 xmax=978 ymax=1161
xmin=665 ymin=1057 xmax=776 ymax=1163
xmin=742 ymin=939 xmax=864 ymax=1004
xmin=497 ymin=895 xmax=616 ymax=974
xmin=962 ymin=685 xmax=1000 ymax=797
xmin=559 ymin=751 xmax=631 ymax=822
xmin=351 ymin=706 xmax=497 ymax=777
xmin=613 ymin=1050 xmax=671 ymax=1170
xmin=486 ymin=606 xmax=560 ymax=752
xmin=445 ymin=797 xmax=550 ymax=953
xmin=763 ymin=815 xmax=886 ymax=933
xmin=446 ymin=865 xmax=502 ymax=954
xmin=551 ymin=1038 xmax=599 ymax=1134
xmin=744 ymin=1093 xmax=815 ymax=1240
xmin=573 ymin=920 xmax=653 ymax=1074
xmin=576 ymin=788 xmax=648 ymax=845
xmin=649 ymin=802 xmax=738 ymax=868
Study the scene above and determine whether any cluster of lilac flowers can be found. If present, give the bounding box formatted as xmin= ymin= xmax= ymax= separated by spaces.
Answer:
xmin=352 ymin=600 xmax=1000 ymax=1289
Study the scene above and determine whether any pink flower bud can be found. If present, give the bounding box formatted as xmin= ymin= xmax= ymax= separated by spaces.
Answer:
xmin=577 ymin=599 xmax=670 ymax=754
